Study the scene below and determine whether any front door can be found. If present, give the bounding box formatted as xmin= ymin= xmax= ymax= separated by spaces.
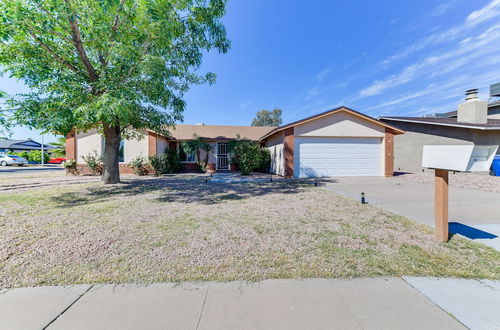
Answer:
xmin=216 ymin=142 xmax=229 ymax=170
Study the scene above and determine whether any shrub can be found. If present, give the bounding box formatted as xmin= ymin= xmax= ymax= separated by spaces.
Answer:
xmin=230 ymin=139 xmax=269 ymax=175
xmin=258 ymin=147 xmax=271 ymax=172
xmin=128 ymin=156 xmax=149 ymax=176
xmin=63 ymin=159 xmax=78 ymax=175
xmin=82 ymin=151 xmax=103 ymax=176
xmin=28 ymin=150 xmax=50 ymax=163
xmin=148 ymin=149 xmax=182 ymax=176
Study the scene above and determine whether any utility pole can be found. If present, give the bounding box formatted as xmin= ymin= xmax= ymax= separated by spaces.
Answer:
xmin=41 ymin=133 xmax=44 ymax=167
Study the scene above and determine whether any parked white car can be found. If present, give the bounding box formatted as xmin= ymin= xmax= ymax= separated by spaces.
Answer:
xmin=0 ymin=154 xmax=28 ymax=166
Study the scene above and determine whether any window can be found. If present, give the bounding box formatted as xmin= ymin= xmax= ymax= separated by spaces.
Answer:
xmin=178 ymin=142 xmax=196 ymax=163
xmin=118 ymin=140 xmax=125 ymax=163
xmin=102 ymin=138 xmax=125 ymax=163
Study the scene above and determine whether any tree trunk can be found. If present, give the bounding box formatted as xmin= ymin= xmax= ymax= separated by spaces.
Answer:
xmin=102 ymin=123 xmax=121 ymax=184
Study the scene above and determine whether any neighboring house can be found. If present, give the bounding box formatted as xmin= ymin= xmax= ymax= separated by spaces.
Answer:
xmin=0 ymin=138 xmax=52 ymax=154
xmin=380 ymin=89 xmax=500 ymax=172
xmin=66 ymin=106 xmax=404 ymax=178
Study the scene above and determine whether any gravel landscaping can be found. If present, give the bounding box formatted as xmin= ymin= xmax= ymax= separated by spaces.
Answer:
xmin=399 ymin=171 xmax=500 ymax=193
xmin=0 ymin=175 xmax=499 ymax=288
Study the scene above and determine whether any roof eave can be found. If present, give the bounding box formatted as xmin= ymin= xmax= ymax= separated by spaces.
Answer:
xmin=260 ymin=106 xmax=405 ymax=140
xmin=379 ymin=117 xmax=500 ymax=130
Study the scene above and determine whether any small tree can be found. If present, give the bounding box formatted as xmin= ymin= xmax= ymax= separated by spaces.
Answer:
xmin=181 ymin=134 xmax=213 ymax=171
xmin=251 ymin=109 xmax=283 ymax=127
xmin=49 ymin=136 xmax=67 ymax=157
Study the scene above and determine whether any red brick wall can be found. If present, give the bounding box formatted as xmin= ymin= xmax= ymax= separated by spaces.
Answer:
xmin=148 ymin=132 xmax=157 ymax=156
xmin=384 ymin=129 xmax=395 ymax=177
xmin=66 ymin=129 xmax=77 ymax=160
xmin=283 ymin=127 xmax=295 ymax=177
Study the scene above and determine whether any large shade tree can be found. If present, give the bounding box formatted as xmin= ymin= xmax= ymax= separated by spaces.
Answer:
xmin=0 ymin=0 xmax=230 ymax=183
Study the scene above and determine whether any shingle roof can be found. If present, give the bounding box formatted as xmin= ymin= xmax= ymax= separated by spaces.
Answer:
xmin=379 ymin=116 xmax=500 ymax=130
xmin=0 ymin=139 xmax=52 ymax=150
xmin=0 ymin=139 xmax=26 ymax=148
xmin=166 ymin=125 xmax=275 ymax=141
xmin=260 ymin=106 xmax=405 ymax=140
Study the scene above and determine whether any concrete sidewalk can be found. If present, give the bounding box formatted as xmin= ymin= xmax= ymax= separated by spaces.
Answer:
xmin=0 ymin=278 xmax=464 ymax=330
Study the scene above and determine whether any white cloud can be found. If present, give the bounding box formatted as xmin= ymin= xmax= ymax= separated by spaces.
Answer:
xmin=360 ymin=15 xmax=500 ymax=98
xmin=360 ymin=64 xmax=420 ymax=96
xmin=466 ymin=0 xmax=500 ymax=26
xmin=381 ymin=0 xmax=500 ymax=66
xmin=316 ymin=67 xmax=331 ymax=82
xmin=431 ymin=0 xmax=455 ymax=17
xmin=239 ymin=99 xmax=253 ymax=108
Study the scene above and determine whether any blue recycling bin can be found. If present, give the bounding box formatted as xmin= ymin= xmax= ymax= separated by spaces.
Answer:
xmin=492 ymin=155 xmax=500 ymax=176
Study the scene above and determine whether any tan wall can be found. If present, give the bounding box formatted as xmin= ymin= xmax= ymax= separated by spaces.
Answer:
xmin=124 ymin=134 xmax=149 ymax=162
xmin=76 ymin=130 xmax=150 ymax=164
xmin=76 ymin=130 xmax=102 ymax=163
xmin=294 ymin=112 xmax=385 ymax=137
xmin=265 ymin=132 xmax=285 ymax=176
xmin=157 ymin=136 xmax=169 ymax=155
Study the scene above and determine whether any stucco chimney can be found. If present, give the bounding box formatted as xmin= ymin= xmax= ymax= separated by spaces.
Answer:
xmin=457 ymin=88 xmax=488 ymax=124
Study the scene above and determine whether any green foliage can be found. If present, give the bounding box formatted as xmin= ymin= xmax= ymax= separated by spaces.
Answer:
xmin=229 ymin=138 xmax=270 ymax=175
xmin=128 ymin=156 xmax=149 ymax=176
xmin=49 ymin=136 xmax=66 ymax=157
xmin=82 ymin=151 xmax=103 ymax=175
xmin=251 ymin=109 xmax=283 ymax=127
xmin=28 ymin=150 xmax=50 ymax=164
xmin=63 ymin=159 xmax=78 ymax=175
xmin=12 ymin=151 xmax=31 ymax=161
xmin=0 ymin=0 xmax=230 ymax=181
xmin=148 ymin=149 xmax=182 ymax=176
xmin=257 ymin=147 xmax=271 ymax=172
xmin=10 ymin=150 xmax=49 ymax=163
xmin=181 ymin=134 xmax=213 ymax=172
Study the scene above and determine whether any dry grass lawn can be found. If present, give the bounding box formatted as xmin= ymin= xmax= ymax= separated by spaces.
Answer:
xmin=0 ymin=175 xmax=499 ymax=288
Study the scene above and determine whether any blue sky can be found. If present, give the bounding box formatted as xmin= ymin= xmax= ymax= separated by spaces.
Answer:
xmin=2 ymin=0 xmax=500 ymax=143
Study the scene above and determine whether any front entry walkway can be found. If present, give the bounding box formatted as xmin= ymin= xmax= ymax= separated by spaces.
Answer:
xmin=0 ymin=278 xmax=465 ymax=330
xmin=208 ymin=172 xmax=282 ymax=183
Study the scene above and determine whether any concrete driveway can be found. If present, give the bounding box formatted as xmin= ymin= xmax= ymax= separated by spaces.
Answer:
xmin=323 ymin=176 xmax=500 ymax=250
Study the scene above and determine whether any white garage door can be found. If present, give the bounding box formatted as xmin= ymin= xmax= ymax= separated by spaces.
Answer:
xmin=295 ymin=137 xmax=381 ymax=178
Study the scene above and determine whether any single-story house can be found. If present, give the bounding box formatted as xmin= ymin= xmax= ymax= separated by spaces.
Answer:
xmin=380 ymin=89 xmax=500 ymax=172
xmin=0 ymin=138 xmax=52 ymax=154
xmin=66 ymin=106 xmax=404 ymax=178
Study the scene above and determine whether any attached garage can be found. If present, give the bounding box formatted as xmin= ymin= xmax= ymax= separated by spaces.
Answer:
xmin=262 ymin=107 xmax=404 ymax=178
xmin=295 ymin=137 xmax=381 ymax=178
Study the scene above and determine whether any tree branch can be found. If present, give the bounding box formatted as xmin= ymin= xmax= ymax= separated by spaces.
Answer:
xmin=112 ymin=0 xmax=127 ymax=31
xmin=29 ymin=32 xmax=80 ymax=73
xmin=63 ymin=0 xmax=99 ymax=82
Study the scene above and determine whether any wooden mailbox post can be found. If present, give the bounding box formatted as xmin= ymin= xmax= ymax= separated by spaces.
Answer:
xmin=422 ymin=145 xmax=498 ymax=243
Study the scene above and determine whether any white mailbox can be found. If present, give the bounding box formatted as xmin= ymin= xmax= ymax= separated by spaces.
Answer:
xmin=422 ymin=145 xmax=498 ymax=172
